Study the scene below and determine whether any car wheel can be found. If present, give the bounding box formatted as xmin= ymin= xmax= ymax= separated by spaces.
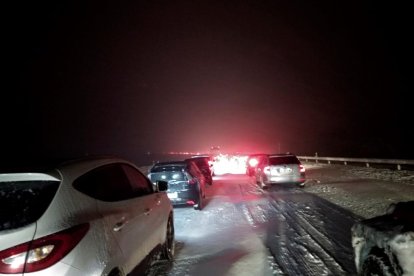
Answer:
xmin=194 ymin=191 xmax=203 ymax=210
xmin=259 ymin=176 xmax=268 ymax=189
xmin=161 ymin=215 xmax=175 ymax=260
xmin=108 ymin=268 xmax=125 ymax=276
xmin=362 ymin=252 xmax=398 ymax=276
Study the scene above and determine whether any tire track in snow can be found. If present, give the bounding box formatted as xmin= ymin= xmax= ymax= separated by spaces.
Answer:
xmin=239 ymin=188 xmax=355 ymax=275
xmin=269 ymin=198 xmax=347 ymax=275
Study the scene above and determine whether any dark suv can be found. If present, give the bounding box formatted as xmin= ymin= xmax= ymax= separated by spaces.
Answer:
xmin=148 ymin=160 xmax=207 ymax=210
xmin=255 ymin=153 xmax=306 ymax=188
xmin=186 ymin=156 xmax=213 ymax=185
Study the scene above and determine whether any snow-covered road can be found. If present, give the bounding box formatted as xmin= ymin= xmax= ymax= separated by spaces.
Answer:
xmin=148 ymin=163 xmax=414 ymax=276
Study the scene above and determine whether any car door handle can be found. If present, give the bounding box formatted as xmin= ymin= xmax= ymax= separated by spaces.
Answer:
xmin=144 ymin=208 xmax=152 ymax=216
xmin=156 ymin=195 xmax=162 ymax=205
xmin=113 ymin=221 xmax=126 ymax=232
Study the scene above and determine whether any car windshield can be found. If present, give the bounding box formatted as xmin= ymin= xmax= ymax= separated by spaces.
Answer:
xmin=269 ymin=156 xmax=300 ymax=166
xmin=0 ymin=180 xmax=60 ymax=230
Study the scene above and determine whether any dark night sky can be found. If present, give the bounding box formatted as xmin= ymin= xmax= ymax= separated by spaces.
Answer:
xmin=2 ymin=1 xmax=413 ymax=164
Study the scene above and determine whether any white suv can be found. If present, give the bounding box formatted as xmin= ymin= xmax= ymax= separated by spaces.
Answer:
xmin=255 ymin=154 xmax=306 ymax=188
xmin=0 ymin=156 xmax=174 ymax=276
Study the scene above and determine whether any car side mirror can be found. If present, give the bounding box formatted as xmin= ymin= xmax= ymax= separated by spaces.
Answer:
xmin=156 ymin=180 xmax=168 ymax=192
xmin=386 ymin=203 xmax=396 ymax=215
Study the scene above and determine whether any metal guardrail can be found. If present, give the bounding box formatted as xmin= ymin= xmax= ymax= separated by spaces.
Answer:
xmin=298 ymin=156 xmax=414 ymax=171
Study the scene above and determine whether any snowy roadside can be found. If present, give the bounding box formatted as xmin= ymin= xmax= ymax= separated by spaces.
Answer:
xmin=302 ymin=162 xmax=414 ymax=219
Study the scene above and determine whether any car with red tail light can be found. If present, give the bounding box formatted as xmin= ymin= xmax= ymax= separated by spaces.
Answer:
xmin=254 ymin=153 xmax=306 ymax=188
xmin=148 ymin=160 xmax=206 ymax=210
xmin=0 ymin=156 xmax=174 ymax=276
xmin=246 ymin=153 xmax=267 ymax=176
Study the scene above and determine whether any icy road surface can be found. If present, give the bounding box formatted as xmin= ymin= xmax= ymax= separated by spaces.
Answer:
xmin=148 ymin=163 xmax=414 ymax=276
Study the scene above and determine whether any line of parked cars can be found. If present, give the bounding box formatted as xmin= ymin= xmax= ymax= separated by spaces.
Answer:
xmin=0 ymin=156 xmax=174 ymax=276
xmin=0 ymin=152 xmax=306 ymax=275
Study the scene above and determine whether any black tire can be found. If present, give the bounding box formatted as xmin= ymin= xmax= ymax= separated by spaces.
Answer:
xmin=108 ymin=268 xmax=125 ymax=276
xmin=259 ymin=176 xmax=268 ymax=189
xmin=161 ymin=215 xmax=175 ymax=260
xmin=362 ymin=252 xmax=398 ymax=276
xmin=194 ymin=191 xmax=203 ymax=210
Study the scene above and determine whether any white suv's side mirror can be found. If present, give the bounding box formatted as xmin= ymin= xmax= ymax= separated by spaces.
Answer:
xmin=386 ymin=203 xmax=396 ymax=215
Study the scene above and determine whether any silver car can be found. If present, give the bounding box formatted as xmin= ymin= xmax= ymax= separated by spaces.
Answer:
xmin=0 ymin=156 xmax=174 ymax=276
xmin=255 ymin=154 xmax=306 ymax=188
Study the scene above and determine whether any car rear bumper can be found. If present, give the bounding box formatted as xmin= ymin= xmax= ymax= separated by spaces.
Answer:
xmin=265 ymin=175 xmax=305 ymax=185
xmin=167 ymin=189 xmax=199 ymax=206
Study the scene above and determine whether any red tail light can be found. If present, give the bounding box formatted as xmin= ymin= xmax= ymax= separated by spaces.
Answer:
xmin=248 ymin=158 xmax=259 ymax=167
xmin=188 ymin=179 xmax=197 ymax=185
xmin=0 ymin=223 xmax=89 ymax=274
xmin=299 ymin=164 xmax=305 ymax=173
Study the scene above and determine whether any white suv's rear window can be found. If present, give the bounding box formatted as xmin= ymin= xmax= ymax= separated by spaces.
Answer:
xmin=0 ymin=181 xmax=59 ymax=230
xmin=269 ymin=156 xmax=300 ymax=165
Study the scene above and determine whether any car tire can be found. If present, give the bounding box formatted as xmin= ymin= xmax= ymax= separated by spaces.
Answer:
xmin=108 ymin=268 xmax=125 ymax=276
xmin=362 ymin=252 xmax=398 ymax=276
xmin=194 ymin=191 xmax=203 ymax=211
xmin=161 ymin=215 xmax=175 ymax=260
xmin=259 ymin=176 xmax=268 ymax=189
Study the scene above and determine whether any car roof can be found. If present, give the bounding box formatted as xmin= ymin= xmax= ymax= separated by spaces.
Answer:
xmin=247 ymin=153 xmax=267 ymax=157
xmin=190 ymin=155 xmax=211 ymax=159
xmin=152 ymin=160 xmax=187 ymax=166
xmin=268 ymin=153 xmax=298 ymax=157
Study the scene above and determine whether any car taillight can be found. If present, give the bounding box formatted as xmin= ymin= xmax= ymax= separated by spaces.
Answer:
xmin=299 ymin=164 xmax=305 ymax=173
xmin=248 ymin=158 xmax=258 ymax=167
xmin=0 ymin=223 xmax=89 ymax=274
xmin=188 ymin=179 xmax=197 ymax=185
xmin=263 ymin=166 xmax=270 ymax=173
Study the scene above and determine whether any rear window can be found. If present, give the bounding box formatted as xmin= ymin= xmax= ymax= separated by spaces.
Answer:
xmin=0 ymin=181 xmax=60 ymax=230
xmin=150 ymin=171 xmax=187 ymax=182
xmin=269 ymin=156 xmax=300 ymax=166
xmin=192 ymin=159 xmax=209 ymax=168
xmin=150 ymin=164 xmax=185 ymax=173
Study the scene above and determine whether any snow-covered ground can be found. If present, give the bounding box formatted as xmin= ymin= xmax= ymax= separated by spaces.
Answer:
xmin=146 ymin=163 xmax=414 ymax=276
xmin=303 ymin=163 xmax=414 ymax=218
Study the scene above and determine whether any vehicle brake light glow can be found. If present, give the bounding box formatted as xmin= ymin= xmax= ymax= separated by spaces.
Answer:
xmin=0 ymin=223 xmax=89 ymax=273
xmin=248 ymin=158 xmax=259 ymax=167
xmin=299 ymin=164 xmax=305 ymax=173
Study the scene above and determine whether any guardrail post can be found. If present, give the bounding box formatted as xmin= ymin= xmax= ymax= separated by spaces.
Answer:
xmin=344 ymin=161 xmax=347 ymax=165
xmin=397 ymin=164 xmax=401 ymax=170
xmin=328 ymin=160 xmax=331 ymax=164
xmin=366 ymin=163 xmax=370 ymax=168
